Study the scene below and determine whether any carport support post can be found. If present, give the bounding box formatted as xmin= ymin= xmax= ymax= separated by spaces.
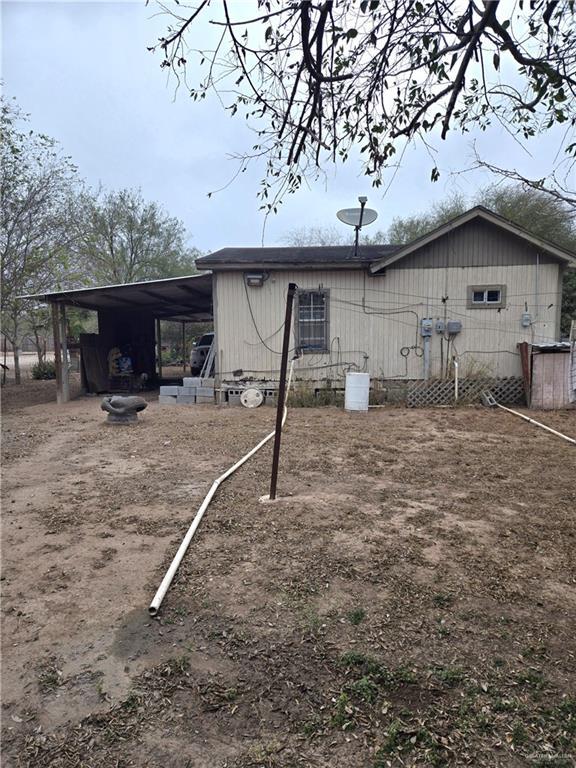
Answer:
xmin=59 ymin=304 xmax=70 ymax=402
xmin=156 ymin=318 xmax=163 ymax=381
xmin=51 ymin=302 xmax=64 ymax=404
xmin=269 ymin=282 xmax=297 ymax=501
xmin=181 ymin=321 xmax=186 ymax=375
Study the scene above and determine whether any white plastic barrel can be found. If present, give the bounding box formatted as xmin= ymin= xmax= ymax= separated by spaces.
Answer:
xmin=345 ymin=372 xmax=370 ymax=412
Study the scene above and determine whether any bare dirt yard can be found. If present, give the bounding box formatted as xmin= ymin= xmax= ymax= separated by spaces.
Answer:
xmin=1 ymin=381 xmax=575 ymax=767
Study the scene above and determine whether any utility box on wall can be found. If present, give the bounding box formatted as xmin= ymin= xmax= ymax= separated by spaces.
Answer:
xmin=420 ymin=318 xmax=433 ymax=337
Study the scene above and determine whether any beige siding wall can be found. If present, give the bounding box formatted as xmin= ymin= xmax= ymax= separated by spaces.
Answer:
xmin=214 ymin=261 xmax=559 ymax=383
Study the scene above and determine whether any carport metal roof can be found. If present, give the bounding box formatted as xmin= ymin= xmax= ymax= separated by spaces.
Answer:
xmin=25 ymin=272 xmax=213 ymax=321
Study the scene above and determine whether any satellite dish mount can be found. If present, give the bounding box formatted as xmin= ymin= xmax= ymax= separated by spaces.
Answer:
xmin=337 ymin=197 xmax=378 ymax=258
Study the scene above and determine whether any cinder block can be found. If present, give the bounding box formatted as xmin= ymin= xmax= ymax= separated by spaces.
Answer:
xmin=196 ymin=386 xmax=214 ymax=397
xmin=228 ymin=390 xmax=242 ymax=406
xmin=200 ymin=378 xmax=215 ymax=388
xmin=178 ymin=386 xmax=197 ymax=396
xmin=177 ymin=395 xmax=196 ymax=404
xmin=183 ymin=377 xmax=202 ymax=387
xmin=264 ymin=389 xmax=277 ymax=406
xmin=196 ymin=395 xmax=214 ymax=404
xmin=160 ymin=386 xmax=179 ymax=396
xmin=159 ymin=395 xmax=178 ymax=405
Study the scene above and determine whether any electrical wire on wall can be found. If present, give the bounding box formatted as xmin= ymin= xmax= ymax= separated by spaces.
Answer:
xmin=243 ymin=279 xmax=294 ymax=356
xmin=237 ymin=264 xmax=552 ymax=385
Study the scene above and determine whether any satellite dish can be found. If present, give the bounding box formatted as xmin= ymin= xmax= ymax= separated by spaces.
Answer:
xmin=337 ymin=208 xmax=378 ymax=227
xmin=240 ymin=388 xmax=264 ymax=408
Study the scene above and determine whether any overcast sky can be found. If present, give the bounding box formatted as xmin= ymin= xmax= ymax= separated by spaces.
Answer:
xmin=2 ymin=1 xmax=569 ymax=253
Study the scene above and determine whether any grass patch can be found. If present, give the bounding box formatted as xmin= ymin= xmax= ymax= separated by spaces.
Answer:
xmin=301 ymin=716 xmax=323 ymax=737
xmin=340 ymin=651 xmax=418 ymax=684
xmin=347 ymin=607 xmax=366 ymax=625
xmin=348 ymin=676 xmax=379 ymax=703
xmin=432 ymin=666 xmax=464 ymax=687
xmin=511 ymin=720 xmax=528 ymax=746
xmin=37 ymin=661 xmax=63 ymax=693
xmin=331 ymin=692 xmax=354 ymax=729
xmin=432 ymin=592 xmax=453 ymax=608
xmin=515 ymin=669 xmax=546 ymax=690
xmin=374 ymin=720 xmax=442 ymax=765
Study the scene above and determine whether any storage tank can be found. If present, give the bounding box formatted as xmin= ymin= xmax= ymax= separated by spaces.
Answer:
xmin=345 ymin=372 xmax=370 ymax=412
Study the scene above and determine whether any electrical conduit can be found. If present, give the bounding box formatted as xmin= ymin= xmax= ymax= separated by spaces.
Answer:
xmin=148 ymin=360 xmax=296 ymax=616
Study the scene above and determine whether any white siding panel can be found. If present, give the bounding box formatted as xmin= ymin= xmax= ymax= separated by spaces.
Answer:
xmin=215 ymin=261 xmax=560 ymax=382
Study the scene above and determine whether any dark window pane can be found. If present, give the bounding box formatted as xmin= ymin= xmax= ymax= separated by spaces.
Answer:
xmin=472 ymin=290 xmax=485 ymax=303
xmin=486 ymin=290 xmax=501 ymax=303
xmin=298 ymin=291 xmax=327 ymax=350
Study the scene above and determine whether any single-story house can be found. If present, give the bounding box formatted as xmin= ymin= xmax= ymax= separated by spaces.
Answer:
xmin=29 ymin=205 xmax=575 ymax=403
xmin=196 ymin=206 xmax=576 ymax=386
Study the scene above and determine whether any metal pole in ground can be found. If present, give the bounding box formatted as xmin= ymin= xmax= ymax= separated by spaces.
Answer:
xmin=269 ymin=282 xmax=297 ymax=500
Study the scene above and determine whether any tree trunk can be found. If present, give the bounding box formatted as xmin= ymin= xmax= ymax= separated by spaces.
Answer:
xmin=2 ymin=334 xmax=7 ymax=386
xmin=32 ymin=329 xmax=45 ymax=364
xmin=13 ymin=345 xmax=21 ymax=384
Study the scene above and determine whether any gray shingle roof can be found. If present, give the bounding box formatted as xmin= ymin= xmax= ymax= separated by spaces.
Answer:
xmin=196 ymin=244 xmax=399 ymax=269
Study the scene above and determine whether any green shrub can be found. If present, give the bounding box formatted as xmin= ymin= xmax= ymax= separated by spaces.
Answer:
xmin=32 ymin=361 xmax=57 ymax=380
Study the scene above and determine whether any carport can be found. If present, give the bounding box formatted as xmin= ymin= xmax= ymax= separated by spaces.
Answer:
xmin=28 ymin=273 xmax=212 ymax=403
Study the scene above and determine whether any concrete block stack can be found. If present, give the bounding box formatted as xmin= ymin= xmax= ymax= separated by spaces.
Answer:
xmin=159 ymin=377 xmax=215 ymax=406
xmin=158 ymin=380 xmax=278 ymax=407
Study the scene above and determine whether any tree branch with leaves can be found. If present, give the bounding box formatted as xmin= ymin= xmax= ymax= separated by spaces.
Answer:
xmin=150 ymin=0 xmax=576 ymax=209
xmin=0 ymin=97 xmax=80 ymax=382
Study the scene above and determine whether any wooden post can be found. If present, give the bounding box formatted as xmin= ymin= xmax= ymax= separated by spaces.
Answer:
xmin=51 ymin=303 xmax=64 ymax=404
xmin=517 ymin=341 xmax=531 ymax=406
xmin=182 ymin=321 xmax=186 ymax=375
xmin=269 ymin=283 xmax=297 ymax=500
xmin=156 ymin=318 xmax=163 ymax=381
xmin=60 ymin=304 xmax=70 ymax=402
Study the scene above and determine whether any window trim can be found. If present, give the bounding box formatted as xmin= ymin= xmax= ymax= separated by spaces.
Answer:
xmin=295 ymin=288 xmax=330 ymax=354
xmin=467 ymin=284 xmax=506 ymax=309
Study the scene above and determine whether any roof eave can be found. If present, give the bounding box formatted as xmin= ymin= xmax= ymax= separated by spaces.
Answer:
xmin=196 ymin=261 xmax=372 ymax=271
xmin=19 ymin=271 xmax=212 ymax=303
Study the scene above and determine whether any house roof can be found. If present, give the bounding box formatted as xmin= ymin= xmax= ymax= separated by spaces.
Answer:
xmin=197 ymin=207 xmax=575 ymax=273
xmin=196 ymin=244 xmax=399 ymax=270
xmin=369 ymin=206 xmax=576 ymax=273
xmin=21 ymin=272 xmax=213 ymax=321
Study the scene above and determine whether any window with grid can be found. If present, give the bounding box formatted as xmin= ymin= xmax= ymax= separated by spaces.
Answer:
xmin=467 ymin=285 xmax=506 ymax=309
xmin=296 ymin=290 xmax=329 ymax=353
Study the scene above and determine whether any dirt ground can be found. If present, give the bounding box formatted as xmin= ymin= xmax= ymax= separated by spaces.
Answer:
xmin=1 ymin=380 xmax=575 ymax=767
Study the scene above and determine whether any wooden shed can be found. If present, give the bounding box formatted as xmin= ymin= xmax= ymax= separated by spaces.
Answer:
xmin=530 ymin=342 xmax=575 ymax=410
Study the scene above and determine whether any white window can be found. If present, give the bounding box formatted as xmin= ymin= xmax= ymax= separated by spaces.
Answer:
xmin=467 ymin=285 xmax=506 ymax=309
xmin=296 ymin=289 xmax=329 ymax=353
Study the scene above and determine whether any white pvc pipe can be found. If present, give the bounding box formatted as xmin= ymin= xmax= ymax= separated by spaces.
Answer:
xmin=453 ymin=358 xmax=459 ymax=402
xmin=495 ymin=403 xmax=576 ymax=445
xmin=148 ymin=361 xmax=295 ymax=616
